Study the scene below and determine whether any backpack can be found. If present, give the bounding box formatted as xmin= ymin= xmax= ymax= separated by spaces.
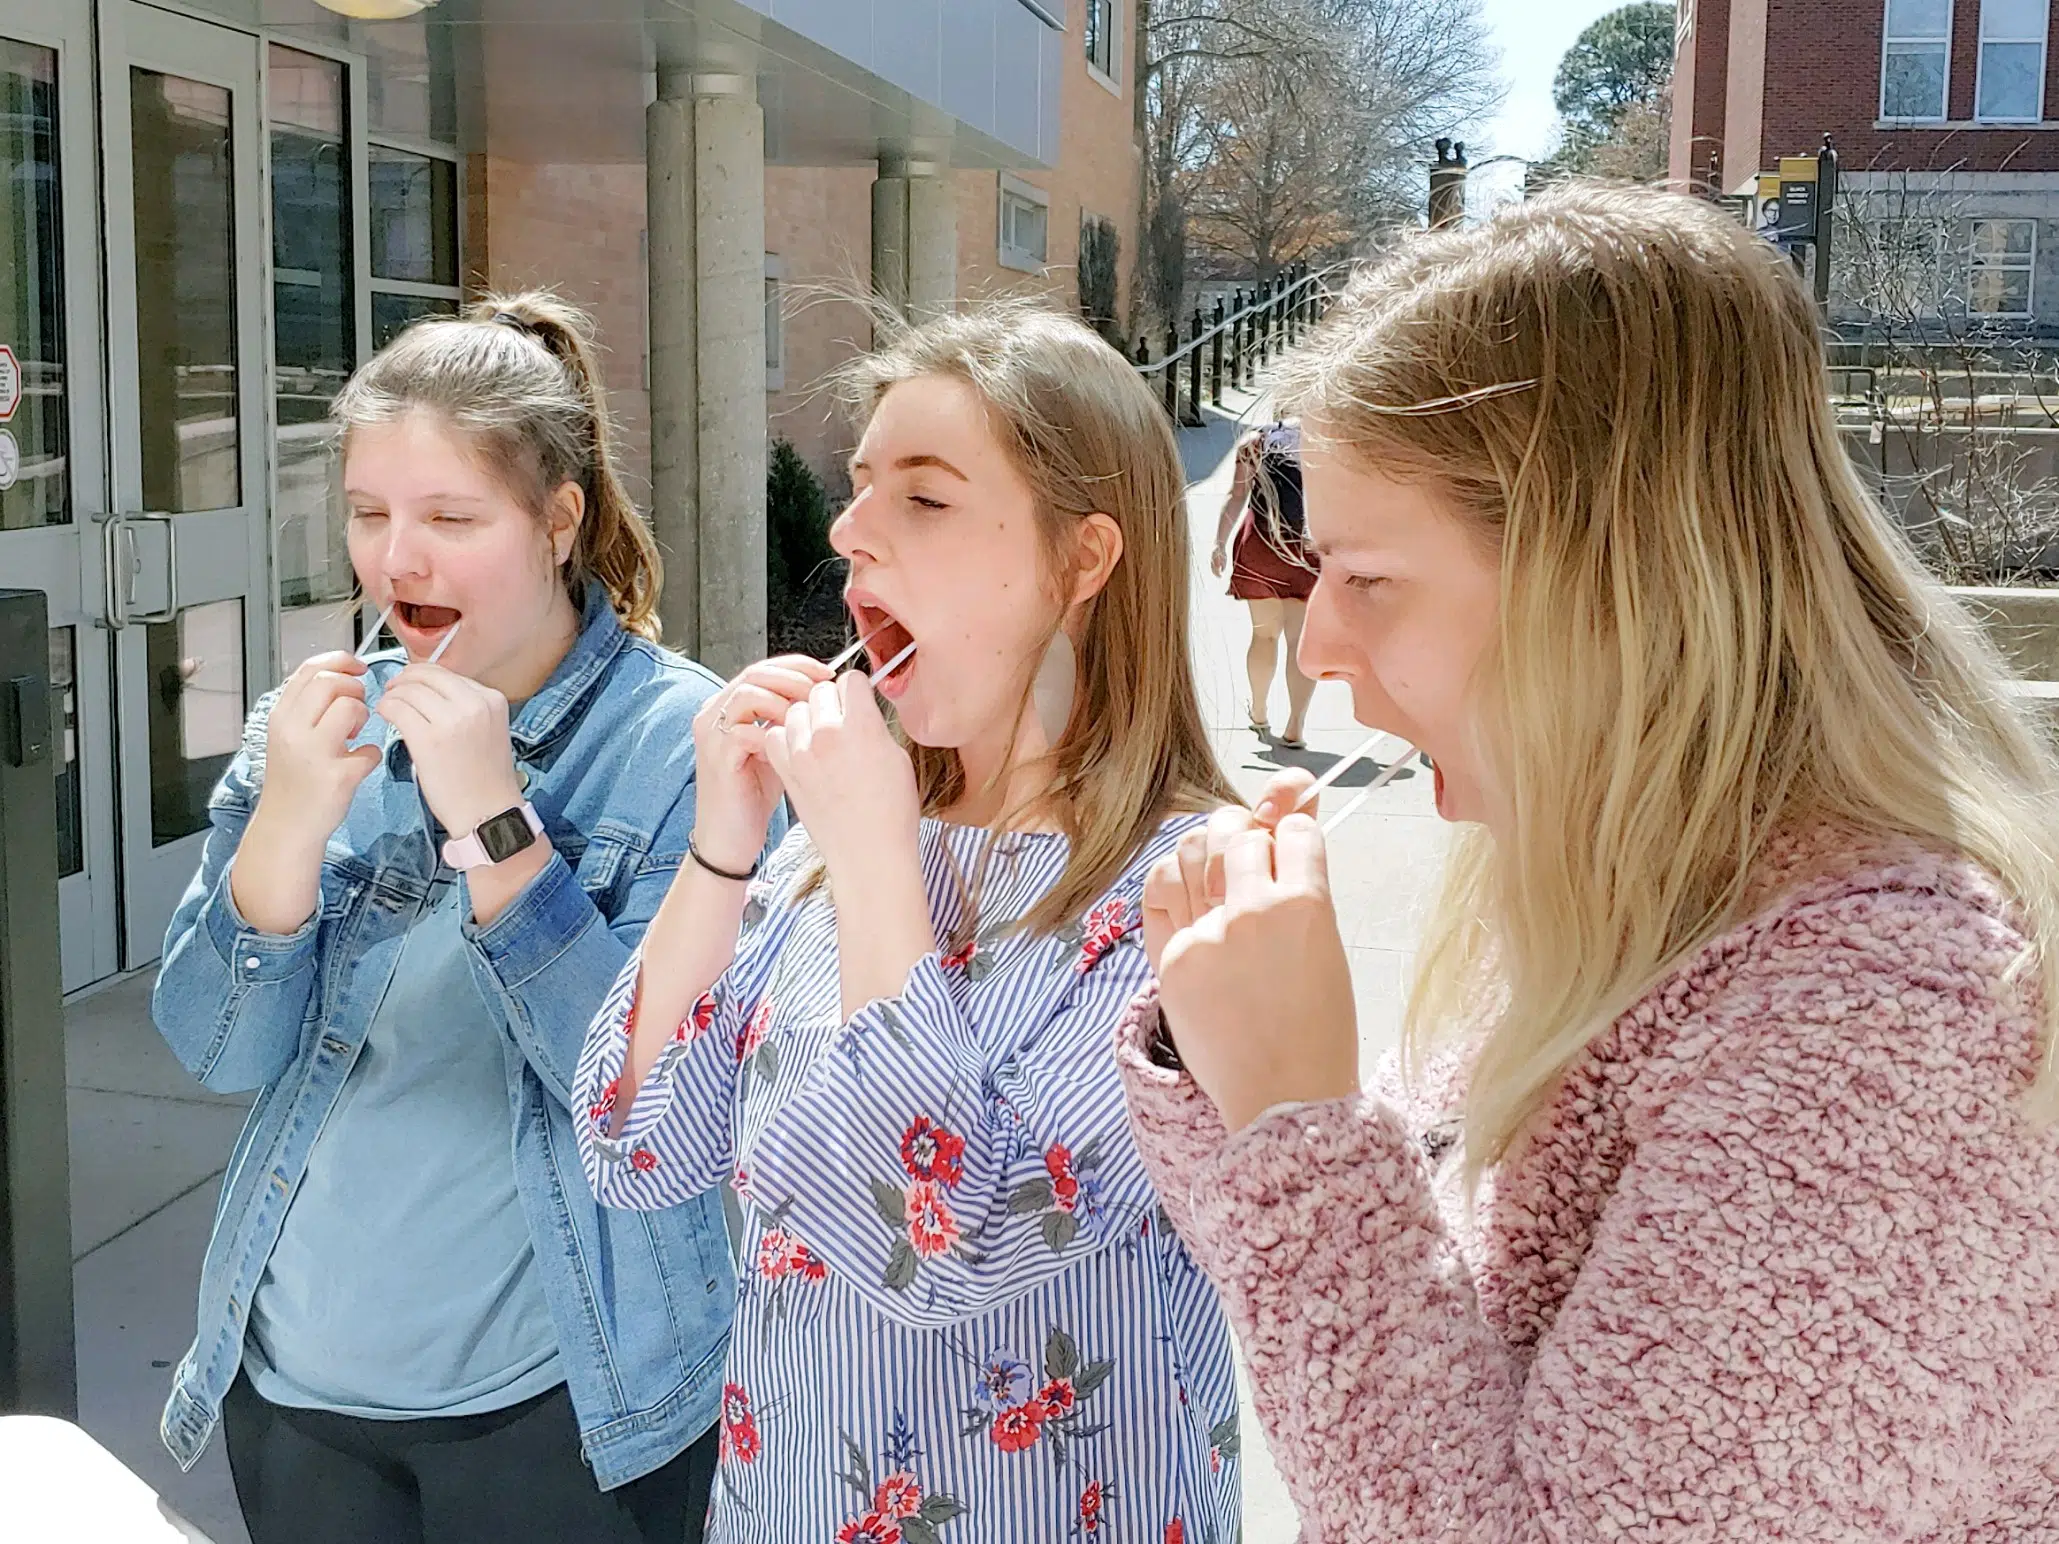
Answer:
xmin=1252 ymin=423 xmax=1306 ymax=541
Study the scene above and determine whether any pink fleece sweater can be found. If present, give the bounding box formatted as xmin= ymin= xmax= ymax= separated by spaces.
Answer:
xmin=1117 ymin=828 xmax=2059 ymax=1541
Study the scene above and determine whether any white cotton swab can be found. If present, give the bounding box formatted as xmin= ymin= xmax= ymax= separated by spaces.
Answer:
xmin=1319 ymin=752 xmax=1417 ymax=834
xmin=826 ymin=625 xmax=888 ymax=674
xmin=426 ymin=620 xmax=462 ymax=665
xmin=868 ymin=639 xmax=917 ymax=689
xmin=1294 ymin=731 xmax=1392 ymax=811
xmin=355 ymin=603 xmax=396 ymax=660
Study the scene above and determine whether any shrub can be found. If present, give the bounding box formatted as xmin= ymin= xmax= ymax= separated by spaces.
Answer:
xmin=766 ymin=438 xmax=835 ymax=618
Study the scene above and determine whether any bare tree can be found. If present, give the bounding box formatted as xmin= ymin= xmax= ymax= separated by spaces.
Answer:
xmin=1834 ymin=172 xmax=2059 ymax=584
xmin=1135 ymin=0 xmax=1495 ymax=331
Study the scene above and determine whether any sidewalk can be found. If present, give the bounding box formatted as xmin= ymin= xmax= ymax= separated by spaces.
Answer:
xmin=59 ymin=385 xmax=1448 ymax=1544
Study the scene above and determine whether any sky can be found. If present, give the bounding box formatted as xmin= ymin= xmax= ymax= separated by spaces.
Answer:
xmin=1464 ymin=0 xmax=1635 ymax=212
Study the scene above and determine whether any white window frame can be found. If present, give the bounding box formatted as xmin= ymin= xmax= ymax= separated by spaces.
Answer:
xmin=1969 ymin=217 xmax=2038 ymax=316
xmin=1975 ymin=0 xmax=2049 ymax=122
xmin=1085 ymin=0 xmax=1121 ymax=96
xmin=764 ymin=252 xmax=785 ymax=393
xmin=998 ymin=173 xmax=1051 ymax=273
xmin=1880 ymin=0 xmax=1954 ymax=123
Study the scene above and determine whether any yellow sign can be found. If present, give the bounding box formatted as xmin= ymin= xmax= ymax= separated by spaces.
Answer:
xmin=1757 ymin=173 xmax=1782 ymax=203
xmin=1778 ymin=155 xmax=1819 ymax=182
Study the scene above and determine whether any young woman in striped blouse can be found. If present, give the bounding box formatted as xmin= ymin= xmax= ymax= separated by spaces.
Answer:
xmin=574 ymin=306 xmax=1242 ymax=1543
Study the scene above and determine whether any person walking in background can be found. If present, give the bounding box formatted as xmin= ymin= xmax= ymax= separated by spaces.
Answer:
xmin=577 ymin=306 xmax=1245 ymax=1543
xmin=1125 ymin=186 xmax=2059 ymax=1541
xmin=1211 ymin=419 xmax=1317 ymax=749
xmin=152 ymin=294 xmax=747 ymax=1544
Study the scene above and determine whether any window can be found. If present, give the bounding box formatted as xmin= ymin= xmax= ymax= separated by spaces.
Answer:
xmin=367 ymin=142 xmax=460 ymax=345
xmin=1971 ymin=218 xmax=2037 ymax=315
xmin=1086 ymin=0 xmax=1117 ymax=82
xmin=268 ymin=44 xmax=357 ymax=660
xmin=1978 ymin=0 xmax=2048 ymax=120
xmin=1882 ymin=0 xmax=1952 ymax=120
xmin=998 ymin=174 xmax=1049 ymax=272
xmin=265 ymin=42 xmax=462 ymax=665
xmin=764 ymin=253 xmax=785 ymax=392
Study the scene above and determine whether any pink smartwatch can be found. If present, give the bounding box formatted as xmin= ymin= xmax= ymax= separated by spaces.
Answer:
xmin=442 ymin=801 xmax=544 ymax=871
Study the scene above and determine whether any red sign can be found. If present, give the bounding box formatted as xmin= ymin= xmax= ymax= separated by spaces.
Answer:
xmin=0 ymin=346 xmax=18 ymax=422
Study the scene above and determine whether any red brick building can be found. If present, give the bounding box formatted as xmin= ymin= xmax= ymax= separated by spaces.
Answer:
xmin=1674 ymin=0 xmax=2059 ymax=330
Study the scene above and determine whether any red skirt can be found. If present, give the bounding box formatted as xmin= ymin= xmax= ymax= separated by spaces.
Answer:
xmin=1228 ymin=508 xmax=1316 ymax=601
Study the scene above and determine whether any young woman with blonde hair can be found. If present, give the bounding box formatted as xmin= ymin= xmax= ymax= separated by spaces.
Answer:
xmin=1121 ymin=185 xmax=2059 ymax=1540
xmin=576 ymin=306 xmax=1244 ymax=1541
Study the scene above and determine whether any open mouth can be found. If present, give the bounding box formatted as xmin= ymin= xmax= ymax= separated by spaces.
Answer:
xmin=846 ymin=592 xmax=916 ymax=693
xmin=392 ymin=599 xmax=462 ymax=644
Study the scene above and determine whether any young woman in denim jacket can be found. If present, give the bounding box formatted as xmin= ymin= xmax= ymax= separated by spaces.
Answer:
xmin=152 ymin=294 xmax=758 ymax=1544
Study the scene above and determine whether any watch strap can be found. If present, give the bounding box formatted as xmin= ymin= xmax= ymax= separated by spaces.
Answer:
xmin=442 ymin=801 xmax=544 ymax=871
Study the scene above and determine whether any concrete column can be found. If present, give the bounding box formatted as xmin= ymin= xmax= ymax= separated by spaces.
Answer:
xmin=872 ymin=155 xmax=956 ymax=322
xmin=693 ymin=74 xmax=767 ymax=677
xmin=646 ymin=68 xmax=699 ymax=651
xmin=645 ymin=69 xmax=767 ymax=673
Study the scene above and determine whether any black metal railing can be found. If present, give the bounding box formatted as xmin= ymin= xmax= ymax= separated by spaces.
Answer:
xmin=1131 ymin=260 xmax=1342 ymax=427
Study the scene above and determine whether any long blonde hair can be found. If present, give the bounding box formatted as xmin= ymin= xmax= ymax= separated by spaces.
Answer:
xmin=1279 ymin=183 xmax=2059 ymax=1185
xmin=332 ymin=290 xmax=664 ymax=639
xmin=833 ymin=302 xmax=1235 ymax=935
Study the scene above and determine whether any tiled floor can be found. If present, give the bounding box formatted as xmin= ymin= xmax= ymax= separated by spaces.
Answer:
xmin=60 ymin=386 xmax=1447 ymax=1544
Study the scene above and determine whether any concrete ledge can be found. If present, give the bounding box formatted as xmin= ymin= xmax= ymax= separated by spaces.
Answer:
xmin=1950 ymin=585 xmax=2059 ymax=681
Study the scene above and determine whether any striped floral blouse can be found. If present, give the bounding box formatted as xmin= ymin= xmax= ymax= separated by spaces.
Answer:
xmin=574 ymin=816 xmax=1239 ymax=1544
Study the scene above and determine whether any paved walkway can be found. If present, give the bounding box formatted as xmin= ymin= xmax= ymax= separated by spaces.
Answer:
xmin=59 ymin=386 xmax=1449 ymax=1544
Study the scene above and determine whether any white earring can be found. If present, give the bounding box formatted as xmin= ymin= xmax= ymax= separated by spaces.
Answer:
xmin=1032 ymin=629 xmax=1077 ymax=745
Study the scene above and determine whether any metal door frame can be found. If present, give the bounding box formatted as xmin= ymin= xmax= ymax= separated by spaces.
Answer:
xmin=0 ymin=0 xmax=117 ymax=989
xmin=98 ymin=0 xmax=271 ymax=967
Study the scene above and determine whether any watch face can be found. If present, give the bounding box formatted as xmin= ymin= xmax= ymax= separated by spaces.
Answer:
xmin=478 ymin=808 xmax=537 ymax=863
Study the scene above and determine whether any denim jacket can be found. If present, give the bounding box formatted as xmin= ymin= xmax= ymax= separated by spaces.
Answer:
xmin=154 ymin=588 xmax=768 ymax=1489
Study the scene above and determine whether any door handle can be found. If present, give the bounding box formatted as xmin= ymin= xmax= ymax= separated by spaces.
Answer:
xmin=99 ymin=513 xmax=179 ymax=629
xmin=127 ymin=513 xmax=179 ymax=624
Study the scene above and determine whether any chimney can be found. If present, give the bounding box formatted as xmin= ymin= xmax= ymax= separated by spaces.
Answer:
xmin=1429 ymin=139 xmax=1468 ymax=229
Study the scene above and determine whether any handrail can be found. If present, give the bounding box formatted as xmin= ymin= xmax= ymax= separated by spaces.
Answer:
xmin=1132 ymin=262 xmax=1347 ymax=376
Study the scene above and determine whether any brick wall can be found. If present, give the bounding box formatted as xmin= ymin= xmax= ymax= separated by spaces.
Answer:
xmin=1670 ymin=0 xmax=1734 ymax=187
xmin=763 ymin=165 xmax=875 ymax=487
xmin=1745 ymin=0 xmax=2059 ymax=176
xmin=460 ymin=27 xmax=653 ymax=505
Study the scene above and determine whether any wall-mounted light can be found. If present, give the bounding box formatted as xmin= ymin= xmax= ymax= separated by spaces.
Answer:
xmin=313 ymin=0 xmax=436 ymax=19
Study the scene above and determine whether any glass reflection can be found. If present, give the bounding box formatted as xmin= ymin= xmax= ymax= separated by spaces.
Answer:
xmin=0 ymin=40 xmax=70 ymax=531
xmin=131 ymin=68 xmax=241 ymax=513
xmin=269 ymin=45 xmax=356 ymax=658
xmin=148 ymin=598 xmax=245 ymax=846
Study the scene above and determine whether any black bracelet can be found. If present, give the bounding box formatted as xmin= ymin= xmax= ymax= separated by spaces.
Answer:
xmin=687 ymin=834 xmax=759 ymax=883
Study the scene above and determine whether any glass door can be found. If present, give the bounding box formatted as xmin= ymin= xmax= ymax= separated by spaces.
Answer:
xmin=0 ymin=0 xmax=117 ymax=990
xmin=100 ymin=0 xmax=270 ymax=967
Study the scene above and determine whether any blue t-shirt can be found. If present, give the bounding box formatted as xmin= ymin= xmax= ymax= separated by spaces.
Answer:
xmin=245 ymin=881 xmax=562 ymax=1418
